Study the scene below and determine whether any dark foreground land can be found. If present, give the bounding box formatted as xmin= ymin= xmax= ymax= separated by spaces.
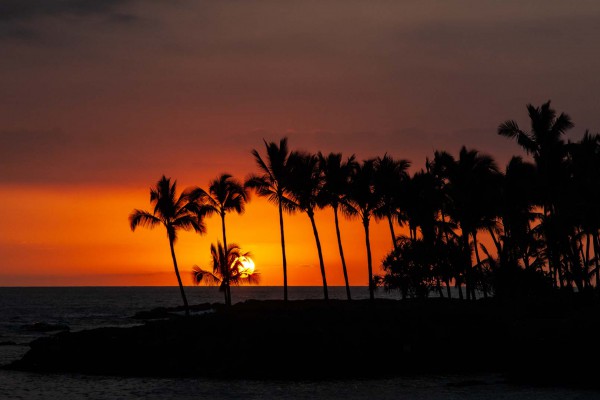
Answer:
xmin=6 ymin=296 xmax=600 ymax=388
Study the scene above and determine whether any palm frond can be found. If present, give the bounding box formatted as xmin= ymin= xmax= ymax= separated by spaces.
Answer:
xmin=172 ymin=215 xmax=206 ymax=235
xmin=251 ymin=149 xmax=275 ymax=183
xmin=129 ymin=210 xmax=161 ymax=231
xmin=552 ymin=112 xmax=574 ymax=136
xmin=191 ymin=266 xmax=221 ymax=286
xmin=497 ymin=120 xmax=522 ymax=139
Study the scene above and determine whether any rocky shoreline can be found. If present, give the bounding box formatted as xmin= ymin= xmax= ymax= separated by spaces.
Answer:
xmin=5 ymin=297 xmax=600 ymax=388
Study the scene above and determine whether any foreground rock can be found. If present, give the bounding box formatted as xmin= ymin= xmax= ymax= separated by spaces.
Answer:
xmin=6 ymin=297 xmax=600 ymax=387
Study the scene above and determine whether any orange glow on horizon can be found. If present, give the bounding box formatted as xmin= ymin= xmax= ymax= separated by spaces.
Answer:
xmin=0 ymin=184 xmax=402 ymax=287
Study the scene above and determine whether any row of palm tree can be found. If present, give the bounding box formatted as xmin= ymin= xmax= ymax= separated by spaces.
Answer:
xmin=129 ymin=173 xmax=257 ymax=313
xmin=130 ymin=99 xmax=600 ymax=311
xmin=380 ymin=101 xmax=600 ymax=299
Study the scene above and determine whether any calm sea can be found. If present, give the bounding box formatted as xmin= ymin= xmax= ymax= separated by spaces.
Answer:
xmin=0 ymin=286 xmax=597 ymax=400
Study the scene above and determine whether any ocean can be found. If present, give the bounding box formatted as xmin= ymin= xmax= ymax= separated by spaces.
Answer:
xmin=0 ymin=286 xmax=598 ymax=400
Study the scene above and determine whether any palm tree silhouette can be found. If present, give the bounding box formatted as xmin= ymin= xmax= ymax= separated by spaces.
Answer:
xmin=566 ymin=131 xmax=600 ymax=290
xmin=399 ymin=170 xmax=447 ymax=297
xmin=318 ymin=152 xmax=357 ymax=300
xmin=192 ymin=242 xmax=259 ymax=306
xmin=432 ymin=147 xmax=501 ymax=300
xmin=287 ymin=151 xmax=329 ymax=300
xmin=374 ymin=154 xmax=410 ymax=251
xmin=245 ymin=138 xmax=296 ymax=301
xmin=129 ymin=175 xmax=205 ymax=316
xmin=186 ymin=174 xmax=249 ymax=304
xmin=343 ymin=158 xmax=382 ymax=301
xmin=498 ymin=100 xmax=574 ymax=288
xmin=499 ymin=157 xmax=543 ymax=271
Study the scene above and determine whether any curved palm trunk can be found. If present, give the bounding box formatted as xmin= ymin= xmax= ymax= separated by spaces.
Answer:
xmin=220 ymin=212 xmax=232 ymax=305
xmin=462 ymin=231 xmax=473 ymax=301
xmin=594 ymin=234 xmax=600 ymax=290
xmin=363 ymin=217 xmax=375 ymax=301
xmin=472 ymin=232 xmax=488 ymax=299
xmin=278 ymin=199 xmax=289 ymax=301
xmin=440 ymin=208 xmax=456 ymax=299
xmin=308 ymin=211 xmax=328 ymax=301
xmin=169 ymin=238 xmax=190 ymax=316
xmin=387 ymin=214 xmax=398 ymax=251
xmin=333 ymin=206 xmax=351 ymax=300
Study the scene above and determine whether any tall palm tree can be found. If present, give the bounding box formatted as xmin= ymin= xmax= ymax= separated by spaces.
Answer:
xmin=245 ymin=137 xmax=296 ymax=301
xmin=498 ymin=100 xmax=574 ymax=288
xmin=192 ymin=242 xmax=260 ymax=306
xmin=318 ymin=152 xmax=357 ymax=300
xmin=287 ymin=151 xmax=329 ymax=300
xmin=498 ymin=156 xmax=543 ymax=272
xmin=373 ymin=154 xmax=411 ymax=251
xmin=432 ymin=147 xmax=501 ymax=300
xmin=129 ymin=175 xmax=205 ymax=316
xmin=343 ymin=158 xmax=382 ymax=300
xmin=566 ymin=131 xmax=600 ymax=290
xmin=186 ymin=174 xmax=249 ymax=302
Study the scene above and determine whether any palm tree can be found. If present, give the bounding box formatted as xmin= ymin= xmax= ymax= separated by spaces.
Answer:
xmin=498 ymin=157 xmax=543 ymax=272
xmin=287 ymin=151 xmax=329 ymax=300
xmin=431 ymin=147 xmax=501 ymax=300
xmin=566 ymin=131 xmax=600 ymax=290
xmin=318 ymin=152 xmax=357 ymax=300
xmin=373 ymin=154 xmax=411 ymax=251
xmin=245 ymin=138 xmax=296 ymax=301
xmin=498 ymin=100 xmax=574 ymax=288
xmin=186 ymin=174 xmax=249 ymax=302
xmin=192 ymin=242 xmax=260 ymax=306
xmin=343 ymin=158 xmax=382 ymax=300
xmin=129 ymin=175 xmax=205 ymax=316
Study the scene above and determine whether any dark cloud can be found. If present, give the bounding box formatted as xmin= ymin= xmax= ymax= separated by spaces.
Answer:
xmin=0 ymin=0 xmax=134 ymax=21
xmin=0 ymin=1 xmax=599 ymax=185
xmin=0 ymin=0 xmax=140 ymax=40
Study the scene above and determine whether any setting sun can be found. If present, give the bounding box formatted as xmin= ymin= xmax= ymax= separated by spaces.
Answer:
xmin=236 ymin=256 xmax=255 ymax=278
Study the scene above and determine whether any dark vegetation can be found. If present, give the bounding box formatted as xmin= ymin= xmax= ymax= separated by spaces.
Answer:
xmin=131 ymin=100 xmax=600 ymax=305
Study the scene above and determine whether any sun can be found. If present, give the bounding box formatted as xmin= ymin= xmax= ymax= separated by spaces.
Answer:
xmin=236 ymin=256 xmax=255 ymax=278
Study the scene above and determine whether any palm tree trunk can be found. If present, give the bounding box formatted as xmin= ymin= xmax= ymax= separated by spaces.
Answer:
xmin=387 ymin=214 xmax=398 ymax=251
xmin=278 ymin=199 xmax=288 ymax=301
xmin=457 ymin=278 xmax=464 ymax=300
xmin=585 ymin=233 xmax=591 ymax=289
xmin=363 ymin=217 xmax=375 ymax=301
xmin=221 ymin=212 xmax=232 ymax=305
xmin=436 ymin=277 xmax=444 ymax=298
xmin=309 ymin=211 xmax=328 ymax=301
xmin=472 ymin=232 xmax=488 ymax=299
xmin=334 ymin=207 xmax=351 ymax=300
xmin=462 ymin=232 xmax=472 ymax=301
xmin=169 ymin=238 xmax=190 ymax=317
xmin=445 ymin=278 xmax=452 ymax=299
xmin=487 ymin=227 xmax=502 ymax=258
xmin=594 ymin=233 xmax=600 ymax=290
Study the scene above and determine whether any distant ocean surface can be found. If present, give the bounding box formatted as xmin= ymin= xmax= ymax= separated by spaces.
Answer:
xmin=0 ymin=286 xmax=598 ymax=400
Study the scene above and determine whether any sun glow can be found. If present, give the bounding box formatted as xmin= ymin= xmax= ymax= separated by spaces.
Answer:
xmin=236 ymin=256 xmax=255 ymax=278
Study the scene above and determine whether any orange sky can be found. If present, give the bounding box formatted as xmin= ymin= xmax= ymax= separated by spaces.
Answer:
xmin=0 ymin=183 xmax=398 ymax=286
xmin=1 ymin=1 xmax=600 ymax=286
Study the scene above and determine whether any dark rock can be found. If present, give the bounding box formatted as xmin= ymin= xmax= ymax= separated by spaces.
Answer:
xmin=6 ymin=297 xmax=600 ymax=388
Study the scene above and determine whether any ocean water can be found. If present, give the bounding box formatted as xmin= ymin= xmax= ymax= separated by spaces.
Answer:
xmin=0 ymin=286 xmax=598 ymax=400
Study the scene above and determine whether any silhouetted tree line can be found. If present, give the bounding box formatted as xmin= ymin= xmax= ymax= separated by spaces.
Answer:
xmin=130 ymin=100 xmax=600 ymax=311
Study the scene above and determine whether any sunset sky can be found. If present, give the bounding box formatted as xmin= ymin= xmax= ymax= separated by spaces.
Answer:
xmin=2 ymin=1 xmax=600 ymax=286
